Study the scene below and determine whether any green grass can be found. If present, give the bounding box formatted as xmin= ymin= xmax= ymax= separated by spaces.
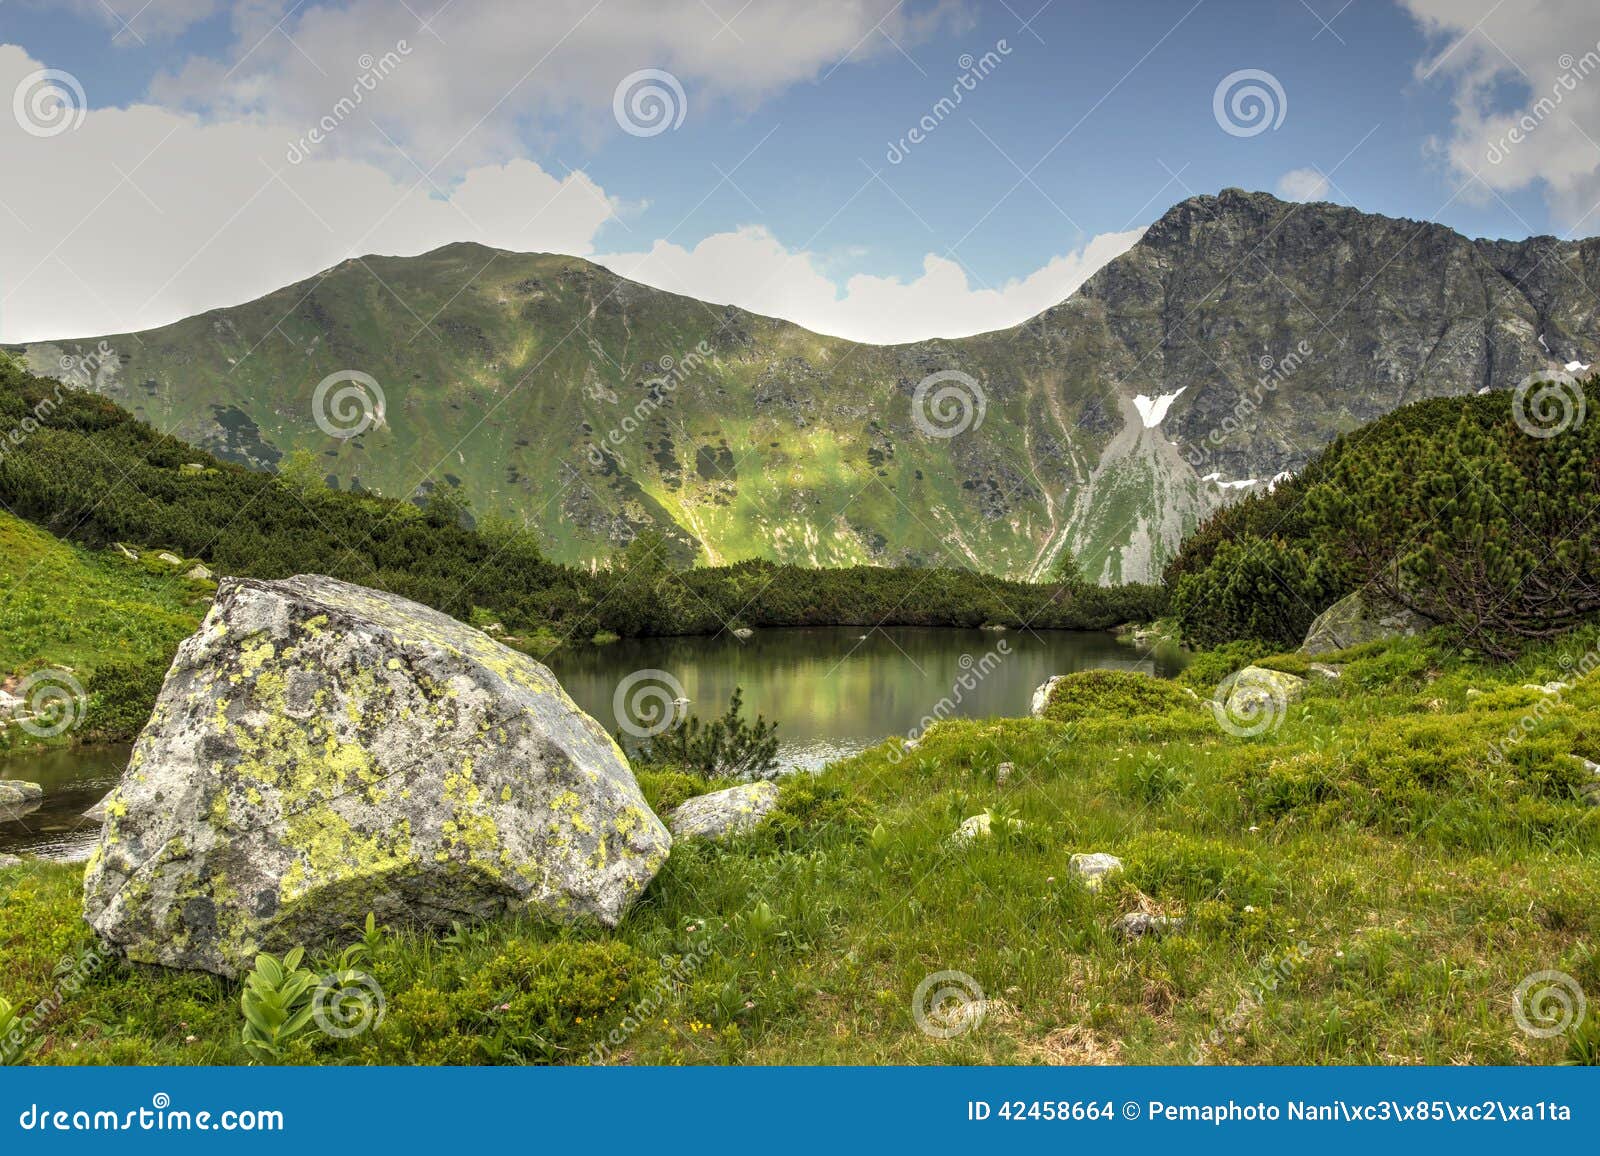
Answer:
xmin=0 ymin=511 xmax=203 ymax=677
xmin=2 ymin=631 xmax=1597 ymax=1065
xmin=0 ymin=511 xmax=206 ymax=754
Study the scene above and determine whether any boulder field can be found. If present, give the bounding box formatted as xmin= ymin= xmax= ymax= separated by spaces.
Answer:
xmin=83 ymin=575 xmax=671 ymax=977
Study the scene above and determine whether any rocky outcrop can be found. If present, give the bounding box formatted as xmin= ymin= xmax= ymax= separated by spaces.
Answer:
xmin=82 ymin=574 xmax=671 ymax=977
xmin=1301 ymin=589 xmax=1433 ymax=656
xmin=32 ymin=190 xmax=1598 ymax=584
xmin=667 ymin=782 xmax=780 ymax=841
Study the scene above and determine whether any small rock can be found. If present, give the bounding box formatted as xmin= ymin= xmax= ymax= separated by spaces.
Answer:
xmin=1465 ymin=688 xmax=1484 ymax=697
xmin=184 ymin=564 xmax=214 ymax=581
xmin=1068 ymin=852 xmax=1123 ymax=891
xmin=115 ymin=542 xmax=139 ymax=561
xmin=156 ymin=551 xmax=185 ymax=567
xmin=981 ymin=624 xmax=1007 ymax=632
xmin=1114 ymin=912 xmax=1184 ymax=940
xmin=1030 ymin=675 xmax=1067 ymax=718
xmin=1570 ymin=756 xmax=1600 ymax=806
xmin=1223 ymin=667 xmax=1307 ymax=717
xmin=0 ymin=853 xmax=23 ymax=869
xmin=667 ymin=782 xmax=781 ymax=842
xmin=949 ymin=811 xmax=1023 ymax=847
xmin=995 ymin=761 xmax=1014 ymax=786
xmin=1307 ymin=662 xmax=1342 ymax=680
xmin=732 ymin=627 xmax=754 ymax=640
xmin=0 ymin=780 xmax=44 ymax=808
xmin=1523 ymin=681 xmax=1566 ymax=694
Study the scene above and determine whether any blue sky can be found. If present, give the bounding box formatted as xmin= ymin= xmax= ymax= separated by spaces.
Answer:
xmin=2 ymin=1 xmax=1595 ymax=342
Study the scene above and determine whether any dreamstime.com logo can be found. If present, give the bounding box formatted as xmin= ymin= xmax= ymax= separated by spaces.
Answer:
xmin=1212 ymin=69 xmax=1287 ymax=137
xmin=1512 ymin=371 xmax=1586 ymax=439
xmin=13 ymin=68 xmax=86 ymax=138
xmin=912 ymin=969 xmax=987 ymax=1039
xmin=613 ymin=69 xmax=687 ymax=137
xmin=311 ymin=971 xmax=386 ymax=1038
xmin=911 ymin=370 xmax=986 ymax=438
xmin=1209 ymin=669 xmax=1288 ymax=737
xmin=286 ymin=42 xmax=413 ymax=164
xmin=1513 ymin=970 xmax=1587 ymax=1039
xmin=312 ymin=370 xmax=386 ymax=439
xmin=12 ymin=668 xmax=87 ymax=739
xmin=613 ymin=668 xmax=688 ymax=738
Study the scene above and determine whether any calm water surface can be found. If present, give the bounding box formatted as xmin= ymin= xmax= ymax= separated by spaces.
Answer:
xmin=0 ymin=626 xmax=1185 ymax=861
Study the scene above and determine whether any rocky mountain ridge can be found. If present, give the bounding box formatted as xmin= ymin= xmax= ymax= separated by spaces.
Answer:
xmin=16 ymin=188 xmax=1598 ymax=582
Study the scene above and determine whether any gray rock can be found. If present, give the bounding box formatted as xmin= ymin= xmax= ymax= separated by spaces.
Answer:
xmin=82 ymin=574 xmax=671 ymax=977
xmin=1222 ymin=666 xmax=1307 ymax=719
xmin=1301 ymin=589 xmax=1433 ymax=656
xmin=732 ymin=627 xmax=754 ymax=640
xmin=1068 ymin=852 xmax=1123 ymax=890
xmin=184 ymin=564 xmax=214 ymax=582
xmin=667 ymin=782 xmax=781 ymax=841
xmin=949 ymin=811 xmax=1024 ymax=847
xmin=1571 ymin=756 xmax=1600 ymax=806
xmin=0 ymin=780 xmax=44 ymax=807
xmin=1114 ymin=912 xmax=1184 ymax=940
xmin=995 ymin=761 xmax=1014 ymax=786
xmin=115 ymin=543 xmax=139 ymax=561
xmin=156 ymin=551 xmax=184 ymax=567
xmin=83 ymin=792 xmax=113 ymax=823
xmin=1307 ymin=662 xmax=1343 ymax=680
xmin=0 ymin=853 xmax=23 ymax=869
xmin=1030 ymin=675 xmax=1067 ymax=718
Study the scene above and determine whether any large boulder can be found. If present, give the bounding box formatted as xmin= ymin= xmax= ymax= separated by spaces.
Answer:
xmin=1301 ymin=589 xmax=1432 ymax=656
xmin=83 ymin=575 xmax=671 ymax=977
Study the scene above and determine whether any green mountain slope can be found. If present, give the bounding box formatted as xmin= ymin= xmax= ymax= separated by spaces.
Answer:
xmin=17 ymin=189 xmax=1600 ymax=581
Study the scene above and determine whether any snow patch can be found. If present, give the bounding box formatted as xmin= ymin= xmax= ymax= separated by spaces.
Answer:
xmin=1132 ymin=387 xmax=1187 ymax=428
xmin=1565 ymin=360 xmax=1591 ymax=372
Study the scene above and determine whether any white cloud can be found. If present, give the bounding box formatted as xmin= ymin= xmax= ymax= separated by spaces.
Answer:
xmin=1 ymin=3 xmax=1138 ymax=349
xmin=0 ymin=46 xmax=616 ymax=341
xmin=1403 ymin=0 xmax=1600 ymax=225
xmin=598 ymin=226 xmax=1144 ymax=344
xmin=1275 ymin=166 xmax=1330 ymax=202
xmin=151 ymin=0 xmax=969 ymax=177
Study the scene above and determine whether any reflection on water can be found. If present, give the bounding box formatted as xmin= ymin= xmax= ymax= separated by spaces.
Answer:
xmin=0 ymin=626 xmax=1186 ymax=861
xmin=549 ymin=625 xmax=1187 ymax=770
xmin=0 ymin=744 xmax=128 ymax=861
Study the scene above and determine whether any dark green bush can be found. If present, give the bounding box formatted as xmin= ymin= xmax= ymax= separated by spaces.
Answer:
xmin=1172 ymin=535 xmax=1338 ymax=649
xmin=82 ymin=656 xmax=170 ymax=742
